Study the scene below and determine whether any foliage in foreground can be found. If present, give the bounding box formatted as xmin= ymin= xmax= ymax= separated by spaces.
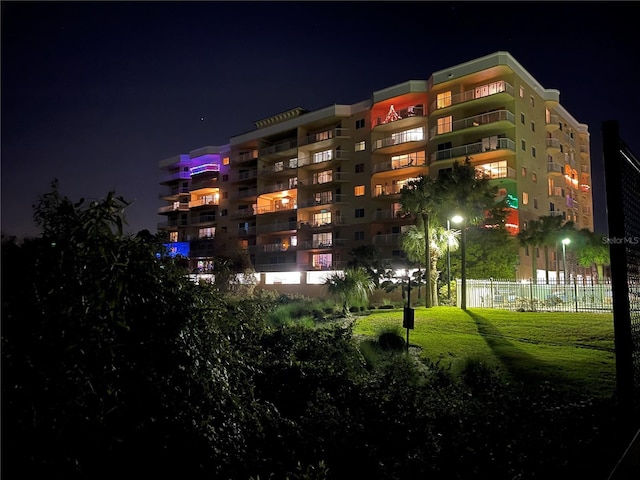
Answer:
xmin=0 ymin=183 xmax=630 ymax=479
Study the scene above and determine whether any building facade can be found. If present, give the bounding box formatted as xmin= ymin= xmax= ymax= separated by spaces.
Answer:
xmin=158 ymin=51 xmax=593 ymax=283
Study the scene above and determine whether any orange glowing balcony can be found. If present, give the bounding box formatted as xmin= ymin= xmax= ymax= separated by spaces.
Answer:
xmin=429 ymin=81 xmax=514 ymax=114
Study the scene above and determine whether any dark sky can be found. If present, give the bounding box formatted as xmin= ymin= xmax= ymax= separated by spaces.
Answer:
xmin=2 ymin=1 xmax=638 ymax=239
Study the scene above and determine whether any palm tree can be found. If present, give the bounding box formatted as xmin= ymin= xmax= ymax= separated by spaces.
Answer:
xmin=517 ymin=219 xmax=544 ymax=283
xmin=537 ymin=215 xmax=567 ymax=284
xmin=429 ymin=224 xmax=460 ymax=306
xmin=576 ymin=229 xmax=610 ymax=283
xmin=400 ymin=175 xmax=438 ymax=308
xmin=324 ymin=267 xmax=375 ymax=317
xmin=401 ymin=224 xmax=425 ymax=301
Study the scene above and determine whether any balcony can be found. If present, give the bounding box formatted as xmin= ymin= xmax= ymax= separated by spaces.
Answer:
xmin=253 ymin=262 xmax=299 ymax=273
xmin=160 ymin=170 xmax=191 ymax=184
xmin=431 ymin=138 xmax=516 ymax=163
xmin=548 ymin=211 xmax=564 ymax=217
xmin=372 ymin=128 xmax=426 ymax=154
xmin=250 ymin=243 xmax=297 ymax=253
xmin=237 ymin=226 xmax=257 ymax=236
xmin=547 ymin=162 xmax=564 ymax=175
xmin=546 ymin=138 xmax=561 ymax=154
xmin=372 ymin=155 xmax=427 ymax=174
xmin=259 ymin=139 xmax=297 ymax=158
xmin=261 ymin=160 xmax=299 ymax=177
xmin=372 ymin=210 xmax=408 ymax=221
xmin=256 ymin=203 xmax=297 ymax=215
xmin=298 ymin=216 xmax=347 ymax=228
xmin=189 ymin=198 xmax=219 ymax=209
xmin=191 ymin=214 xmax=216 ymax=227
xmin=190 ymin=178 xmax=218 ymax=191
xmin=298 ymin=149 xmax=350 ymax=168
xmin=190 ymin=163 xmax=219 ymax=176
xmin=429 ymin=81 xmax=514 ymax=114
xmin=157 ymin=220 xmax=188 ymax=230
xmin=373 ymin=105 xmax=426 ymax=131
xmin=230 ymin=208 xmax=256 ymax=219
xmin=545 ymin=114 xmax=560 ymax=132
xmin=233 ymin=150 xmax=258 ymax=165
xmin=298 ymin=128 xmax=350 ymax=149
xmin=157 ymin=203 xmax=189 ymax=214
xmin=297 ymin=171 xmax=350 ymax=188
xmin=159 ymin=186 xmax=190 ymax=200
xmin=429 ymin=110 xmax=515 ymax=140
xmin=373 ymin=184 xmax=404 ymax=198
xmin=229 ymin=187 xmax=258 ymax=201
xmin=298 ymin=194 xmax=349 ymax=209
xmin=256 ymin=220 xmax=298 ymax=233
xmin=372 ymin=233 xmax=401 ymax=246
xmin=477 ymin=166 xmax=516 ymax=180
xmin=549 ymin=187 xmax=564 ymax=200
xmin=579 ymin=144 xmax=589 ymax=158
xmin=230 ymin=169 xmax=258 ymax=183
xmin=580 ymin=165 xmax=590 ymax=173
xmin=259 ymin=181 xmax=298 ymax=195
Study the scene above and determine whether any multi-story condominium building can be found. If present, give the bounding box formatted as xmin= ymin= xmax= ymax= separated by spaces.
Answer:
xmin=158 ymin=51 xmax=593 ymax=284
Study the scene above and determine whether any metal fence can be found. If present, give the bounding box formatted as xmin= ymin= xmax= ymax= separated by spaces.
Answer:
xmin=603 ymin=120 xmax=640 ymax=426
xmin=457 ymin=278 xmax=613 ymax=313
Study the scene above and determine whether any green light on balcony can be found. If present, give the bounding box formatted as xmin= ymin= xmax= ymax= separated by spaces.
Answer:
xmin=506 ymin=194 xmax=518 ymax=209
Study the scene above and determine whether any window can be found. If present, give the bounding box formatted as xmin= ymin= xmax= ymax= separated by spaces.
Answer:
xmin=274 ymin=161 xmax=284 ymax=172
xmin=169 ymin=231 xmax=178 ymax=242
xmin=531 ymin=173 xmax=537 ymax=183
xmin=312 ymin=253 xmax=332 ymax=270
xmin=220 ymin=209 xmax=228 ymax=216
xmin=355 ymin=208 xmax=365 ymax=218
xmin=531 ymin=121 xmax=535 ymax=132
xmin=531 ymin=146 xmax=536 ymax=158
xmin=355 ymin=163 xmax=365 ymax=173
xmin=530 ymin=96 xmax=535 ymax=107
xmin=474 ymin=81 xmax=505 ymax=99
xmin=521 ymin=140 xmax=526 ymax=151
xmin=314 ymin=191 xmax=332 ymax=205
xmin=199 ymin=227 xmax=215 ymax=238
xmin=522 ymin=192 xmax=529 ymax=205
xmin=355 ymin=141 xmax=365 ymax=152
xmin=437 ymin=116 xmax=452 ymax=134
xmin=223 ymin=191 xmax=228 ymax=199
xmin=519 ymin=86 xmax=524 ymax=97
xmin=355 ymin=118 xmax=365 ymax=129
xmin=391 ymin=150 xmax=425 ymax=168
xmin=313 ymin=232 xmax=332 ymax=247
xmin=223 ymin=157 xmax=230 ymax=165
xmin=313 ymin=149 xmax=333 ymax=163
xmin=477 ymin=160 xmax=509 ymax=179
xmin=289 ymin=177 xmax=298 ymax=188
xmin=355 ymin=231 xmax=365 ymax=241
xmin=533 ymin=198 xmax=538 ymax=209
xmin=522 ymin=167 xmax=527 ymax=177
xmin=313 ymin=211 xmax=332 ymax=226
xmin=314 ymin=170 xmax=332 ymax=184
xmin=354 ymin=185 xmax=365 ymax=196
xmin=520 ymin=113 xmax=525 ymax=124
xmin=222 ymin=174 xmax=229 ymax=181
xmin=436 ymin=91 xmax=452 ymax=109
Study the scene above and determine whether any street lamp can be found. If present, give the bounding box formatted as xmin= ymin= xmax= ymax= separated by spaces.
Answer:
xmin=451 ymin=215 xmax=466 ymax=309
xmin=446 ymin=220 xmax=451 ymax=301
xmin=562 ymin=238 xmax=571 ymax=285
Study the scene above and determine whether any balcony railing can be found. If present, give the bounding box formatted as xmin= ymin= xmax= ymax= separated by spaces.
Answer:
xmin=372 ymin=210 xmax=407 ymax=221
xmin=374 ymin=105 xmax=425 ymax=127
xmin=261 ymin=161 xmax=299 ymax=176
xmin=545 ymin=113 xmax=559 ymax=130
xmin=190 ymin=178 xmax=218 ymax=191
xmin=158 ymin=203 xmax=189 ymax=214
xmin=546 ymin=138 xmax=561 ymax=151
xmin=372 ymin=129 xmax=425 ymax=152
xmin=477 ymin=166 xmax=516 ymax=180
xmin=297 ymin=149 xmax=350 ymax=167
xmin=230 ymin=209 xmax=256 ymax=219
xmin=159 ymin=186 xmax=190 ymax=198
xmin=299 ymin=128 xmax=349 ymax=147
xmin=256 ymin=220 xmax=298 ymax=233
xmin=581 ymin=165 xmax=590 ymax=173
xmin=431 ymin=138 xmax=516 ymax=162
xmin=259 ymin=139 xmax=297 ymax=157
xmin=231 ymin=169 xmax=258 ymax=182
xmin=229 ymin=188 xmax=258 ymax=200
xmin=298 ymin=194 xmax=349 ymax=208
xmin=372 ymin=156 xmax=427 ymax=174
xmin=373 ymin=185 xmax=404 ymax=197
xmin=233 ymin=151 xmax=258 ymax=164
xmin=259 ymin=181 xmax=298 ymax=195
xmin=297 ymin=171 xmax=350 ymax=186
xmin=579 ymin=145 xmax=589 ymax=155
xmin=298 ymin=216 xmax=347 ymax=228
xmin=160 ymin=171 xmax=191 ymax=183
xmin=372 ymin=233 xmax=401 ymax=246
xmin=547 ymin=162 xmax=564 ymax=174
xmin=188 ymin=198 xmax=219 ymax=208
xmin=429 ymin=110 xmax=515 ymax=139
xmin=429 ymin=81 xmax=514 ymax=113
xmin=191 ymin=215 xmax=216 ymax=226
xmin=237 ymin=226 xmax=257 ymax=235
xmin=256 ymin=203 xmax=297 ymax=215
xmin=250 ymin=243 xmax=297 ymax=253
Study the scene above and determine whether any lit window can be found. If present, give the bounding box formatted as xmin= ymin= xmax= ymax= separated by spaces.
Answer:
xmin=314 ymin=170 xmax=332 ymax=184
xmin=354 ymin=185 xmax=365 ymax=196
xmin=437 ymin=117 xmax=452 ymax=134
xmin=169 ymin=231 xmax=178 ymax=242
xmin=199 ymin=227 xmax=215 ymax=238
xmin=436 ymin=91 xmax=452 ymax=109
xmin=313 ymin=149 xmax=333 ymax=163
xmin=355 ymin=141 xmax=365 ymax=152
xmin=522 ymin=192 xmax=529 ymax=205
xmin=519 ymin=86 xmax=524 ymax=98
xmin=532 ymin=173 xmax=537 ymax=183
xmin=522 ymin=167 xmax=527 ymax=177
xmin=391 ymin=151 xmax=425 ymax=168
xmin=223 ymin=157 xmax=230 ymax=165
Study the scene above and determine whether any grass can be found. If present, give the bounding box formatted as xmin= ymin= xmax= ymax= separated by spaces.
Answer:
xmin=354 ymin=306 xmax=616 ymax=398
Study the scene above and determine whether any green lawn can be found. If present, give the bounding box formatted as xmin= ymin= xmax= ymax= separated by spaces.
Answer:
xmin=354 ymin=306 xmax=616 ymax=398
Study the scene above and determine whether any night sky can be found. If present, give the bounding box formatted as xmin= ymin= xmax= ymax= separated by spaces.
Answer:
xmin=2 ymin=1 xmax=638 ymax=240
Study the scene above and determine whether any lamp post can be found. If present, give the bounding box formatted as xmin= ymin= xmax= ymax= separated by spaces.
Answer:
xmin=562 ymin=238 xmax=571 ymax=285
xmin=451 ymin=215 xmax=465 ymax=309
xmin=446 ymin=219 xmax=451 ymax=301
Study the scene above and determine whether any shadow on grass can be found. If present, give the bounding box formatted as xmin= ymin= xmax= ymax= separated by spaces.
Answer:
xmin=464 ymin=309 xmax=573 ymax=387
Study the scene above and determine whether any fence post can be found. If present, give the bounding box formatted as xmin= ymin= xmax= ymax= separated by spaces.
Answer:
xmin=529 ymin=279 xmax=534 ymax=311
xmin=574 ymin=277 xmax=579 ymax=312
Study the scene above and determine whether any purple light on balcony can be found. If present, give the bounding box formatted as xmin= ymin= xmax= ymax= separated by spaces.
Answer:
xmin=190 ymin=163 xmax=220 ymax=176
